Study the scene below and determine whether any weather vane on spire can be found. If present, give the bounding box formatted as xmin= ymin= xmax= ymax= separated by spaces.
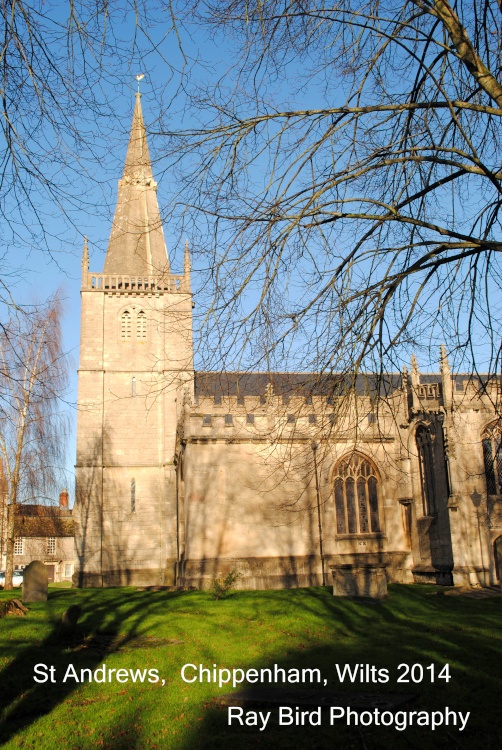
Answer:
xmin=136 ymin=73 xmax=145 ymax=93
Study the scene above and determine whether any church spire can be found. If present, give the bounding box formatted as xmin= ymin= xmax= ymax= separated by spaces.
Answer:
xmin=103 ymin=93 xmax=170 ymax=276
xmin=123 ymin=93 xmax=154 ymax=183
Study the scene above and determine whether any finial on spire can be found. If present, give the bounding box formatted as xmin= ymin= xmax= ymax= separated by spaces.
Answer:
xmin=410 ymin=355 xmax=420 ymax=412
xmin=440 ymin=344 xmax=453 ymax=410
xmin=136 ymin=73 xmax=145 ymax=94
xmin=440 ymin=344 xmax=450 ymax=373
xmin=184 ymin=239 xmax=191 ymax=291
xmin=81 ymin=236 xmax=89 ymax=288
xmin=184 ymin=239 xmax=191 ymax=274
xmin=265 ymin=382 xmax=275 ymax=403
xmin=82 ymin=236 xmax=89 ymax=266
xmin=411 ymin=354 xmax=419 ymax=380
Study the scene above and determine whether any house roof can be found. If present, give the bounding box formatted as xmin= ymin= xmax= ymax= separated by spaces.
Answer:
xmin=14 ymin=505 xmax=74 ymax=538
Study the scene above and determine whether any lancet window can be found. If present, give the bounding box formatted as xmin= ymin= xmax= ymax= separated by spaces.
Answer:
xmin=137 ymin=310 xmax=147 ymax=339
xmin=131 ymin=479 xmax=136 ymax=513
xmin=416 ymin=425 xmax=436 ymax=515
xmin=334 ymin=453 xmax=380 ymax=535
xmin=482 ymin=422 xmax=502 ymax=496
xmin=121 ymin=310 xmax=132 ymax=339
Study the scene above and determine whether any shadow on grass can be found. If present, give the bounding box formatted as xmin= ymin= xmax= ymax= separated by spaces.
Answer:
xmin=172 ymin=586 xmax=502 ymax=750
xmin=0 ymin=585 xmax=501 ymax=749
xmin=0 ymin=587 xmax=191 ymax=747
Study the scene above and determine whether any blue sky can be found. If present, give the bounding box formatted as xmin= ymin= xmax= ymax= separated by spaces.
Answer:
xmin=0 ymin=7 xmax=198 ymax=499
xmin=0 ymin=7 xmax=315 ymax=498
xmin=2 ymin=4 xmax=499 ymax=502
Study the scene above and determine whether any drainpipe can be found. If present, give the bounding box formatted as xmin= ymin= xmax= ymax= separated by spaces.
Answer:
xmin=312 ymin=442 xmax=326 ymax=586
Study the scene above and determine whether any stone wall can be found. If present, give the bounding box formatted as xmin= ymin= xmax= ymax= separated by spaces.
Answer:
xmin=74 ymin=280 xmax=193 ymax=587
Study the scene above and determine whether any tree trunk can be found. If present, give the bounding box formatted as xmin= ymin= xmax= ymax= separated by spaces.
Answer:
xmin=4 ymin=500 xmax=16 ymax=591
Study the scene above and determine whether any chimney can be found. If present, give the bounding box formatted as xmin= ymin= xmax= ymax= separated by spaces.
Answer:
xmin=59 ymin=489 xmax=69 ymax=508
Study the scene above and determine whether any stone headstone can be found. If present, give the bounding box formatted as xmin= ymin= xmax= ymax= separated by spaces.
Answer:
xmin=61 ymin=604 xmax=81 ymax=633
xmin=22 ymin=560 xmax=48 ymax=602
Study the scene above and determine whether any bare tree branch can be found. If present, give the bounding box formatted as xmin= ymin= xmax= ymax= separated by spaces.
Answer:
xmin=159 ymin=0 xmax=502 ymax=381
xmin=0 ymin=293 xmax=69 ymax=589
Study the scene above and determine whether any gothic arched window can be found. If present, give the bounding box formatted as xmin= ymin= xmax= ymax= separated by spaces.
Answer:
xmin=136 ymin=310 xmax=147 ymax=339
xmin=482 ymin=422 xmax=502 ymax=496
xmin=416 ymin=425 xmax=436 ymax=515
xmin=334 ymin=454 xmax=380 ymax=534
xmin=121 ymin=310 xmax=132 ymax=339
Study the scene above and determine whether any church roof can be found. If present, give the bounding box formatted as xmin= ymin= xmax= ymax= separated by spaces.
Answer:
xmin=194 ymin=372 xmax=404 ymax=400
xmin=103 ymin=94 xmax=170 ymax=276
xmin=194 ymin=371 xmax=496 ymax=403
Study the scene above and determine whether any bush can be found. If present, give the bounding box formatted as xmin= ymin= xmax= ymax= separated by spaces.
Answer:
xmin=210 ymin=569 xmax=242 ymax=600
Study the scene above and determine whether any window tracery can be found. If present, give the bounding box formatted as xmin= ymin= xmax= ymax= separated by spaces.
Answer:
xmin=482 ymin=422 xmax=502 ymax=496
xmin=416 ymin=425 xmax=437 ymax=515
xmin=334 ymin=453 xmax=380 ymax=534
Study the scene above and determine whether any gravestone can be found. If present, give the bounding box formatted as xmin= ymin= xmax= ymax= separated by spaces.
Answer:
xmin=22 ymin=560 xmax=48 ymax=602
xmin=60 ymin=604 xmax=81 ymax=634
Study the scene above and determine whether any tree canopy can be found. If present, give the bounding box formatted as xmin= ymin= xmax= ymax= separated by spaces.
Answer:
xmin=1 ymin=1 xmax=500 ymax=382
xmin=161 ymin=0 xmax=502 ymax=382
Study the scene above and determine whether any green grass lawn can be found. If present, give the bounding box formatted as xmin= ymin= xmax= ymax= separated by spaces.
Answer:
xmin=0 ymin=584 xmax=500 ymax=749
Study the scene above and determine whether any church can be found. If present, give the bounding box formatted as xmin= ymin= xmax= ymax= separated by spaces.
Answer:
xmin=74 ymin=95 xmax=502 ymax=590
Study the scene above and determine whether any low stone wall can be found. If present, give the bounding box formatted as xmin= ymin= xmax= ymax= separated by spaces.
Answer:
xmin=73 ymin=564 xmax=176 ymax=588
xmin=179 ymin=555 xmax=324 ymax=590
xmin=74 ymin=552 xmax=415 ymax=590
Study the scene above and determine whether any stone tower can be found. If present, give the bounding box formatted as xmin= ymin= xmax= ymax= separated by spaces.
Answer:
xmin=75 ymin=94 xmax=193 ymax=586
